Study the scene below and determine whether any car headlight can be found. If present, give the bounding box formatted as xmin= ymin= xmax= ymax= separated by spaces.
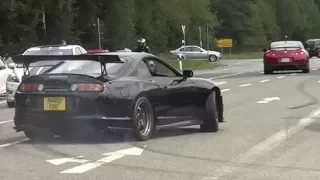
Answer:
xmin=7 ymin=74 xmax=19 ymax=83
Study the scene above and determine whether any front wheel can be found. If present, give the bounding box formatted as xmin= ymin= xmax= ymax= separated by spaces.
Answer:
xmin=132 ymin=97 xmax=155 ymax=141
xmin=200 ymin=91 xmax=219 ymax=132
xmin=209 ymin=55 xmax=218 ymax=62
xmin=7 ymin=101 xmax=14 ymax=108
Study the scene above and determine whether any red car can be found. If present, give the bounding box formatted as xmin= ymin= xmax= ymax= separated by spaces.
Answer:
xmin=87 ymin=49 xmax=109 ymax=54
xmin=263 ymin=41 xmax=310 ymax=74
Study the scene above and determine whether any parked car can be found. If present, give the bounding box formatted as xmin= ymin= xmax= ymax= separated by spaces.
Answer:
xmin=5 ymin=44 xmax=87 ymax=108
xmin=263 ymin=41 xmax=309 ymax=74
xmin=12 ymin=52 xmax=224 ymax=141
xmin=169 ymin=45 xmax=222 ymax=62
xmin=304 ymin=39 xmax=320 ymax=58
xmin=0 ymin=57 xmax=13 ymax=97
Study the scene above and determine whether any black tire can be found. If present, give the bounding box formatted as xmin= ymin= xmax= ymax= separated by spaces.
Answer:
xmin=200 ymin=91 xmax=219 ymax=132
xmin=7 ymin=101 xmax=14 ymax=108
xmin=24 ymin=130 xmax=54 ymax=141
xmin=209 ymin=55 xmax=218 ymax=62
xmin=132 ymin=96 xmax=155 ymax=141
xmin=302 ymin=63 xmax=310 ymax=73
xmin=264 ymin=66 xmax=273 ymax=74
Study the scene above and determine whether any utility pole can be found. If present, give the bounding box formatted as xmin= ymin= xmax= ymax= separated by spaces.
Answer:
xmin=97 ymin=17 xmax=101 ymax=49
xmin=42 ymin=5 xmax=46 ymax=35
xmin=206 ymin=23 xmax=209 ymax=51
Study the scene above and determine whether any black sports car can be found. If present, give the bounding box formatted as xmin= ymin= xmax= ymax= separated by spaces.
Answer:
xmin=12 ymin=52 xmax=224 ymax=141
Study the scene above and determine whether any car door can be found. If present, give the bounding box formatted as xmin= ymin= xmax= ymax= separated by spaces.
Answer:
xmin=142 ymin=57 xmax=198 ymax=125
xmin=181 ymin=47 xmax=195 ymax=59
xmin=0 ymin=59 xmax=12 ymax=94
xmin=191 ymin=46 xmax=206 ymax=59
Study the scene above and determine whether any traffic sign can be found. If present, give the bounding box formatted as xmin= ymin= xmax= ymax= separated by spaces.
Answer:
xmin=181 ymin=25 xmax=186 ymax=35
xmin=218 ymin=39 xmax=233 ymax=48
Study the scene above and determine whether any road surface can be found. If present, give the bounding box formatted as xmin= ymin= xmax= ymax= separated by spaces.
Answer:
xmin=1 ymin=58 xmax=320 ymax=180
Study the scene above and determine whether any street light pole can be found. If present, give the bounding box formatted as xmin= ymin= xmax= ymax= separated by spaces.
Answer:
xmin=97 ymin=17 xmax=101 ymax=49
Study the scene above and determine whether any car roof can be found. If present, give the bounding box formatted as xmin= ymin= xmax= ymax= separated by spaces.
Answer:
xmin=27 ymin=44 xmax=81 ymax=50
xmin=271 ymin=41 xmax=301 ymax=44
xmin=306 ymin=39 xmax=320 ymax=41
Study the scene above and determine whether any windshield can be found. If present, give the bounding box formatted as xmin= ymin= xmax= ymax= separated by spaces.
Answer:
xmin=270 ymin=41 xmax=302 ymax=50
xmin=46 ymin=60 xmax=126 ymax=76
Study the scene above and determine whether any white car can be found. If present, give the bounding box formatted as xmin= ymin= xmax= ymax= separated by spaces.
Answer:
xmin=0 ymin=58 xmax=13 ymax=97
xmin=6 ymin=44 xmax=87 ymax=108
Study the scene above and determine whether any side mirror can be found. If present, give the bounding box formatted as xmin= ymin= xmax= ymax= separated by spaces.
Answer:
xmin=263 ymin=49 xmax=267 ymax=52
xmin=183 ymin=70 xmax=193 ymax=78
xmin=8 ymin=63 xmax=15 ymax=69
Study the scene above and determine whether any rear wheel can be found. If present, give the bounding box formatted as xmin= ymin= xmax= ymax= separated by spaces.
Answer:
xmin=302 ymin=63 xmax=310 ymax=73
xmin=264 ymin=66 xmax=273 ymax=74
xmin=200 ymin=91 xmax=219 ymax=132
xmin=7 ymin=101 xmax=14 ymax=108
xmin=132 ymin=97 xmax=155 ymax=141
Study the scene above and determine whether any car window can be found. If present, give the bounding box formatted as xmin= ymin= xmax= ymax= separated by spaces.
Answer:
xmin=75 ymin=48 xmax=82 ymax=55
xmin=184 ymin=47 xmax=192 ymax=52
xmin=47 ymin=59 xmax=127 ymax=76
xmin=179 ymin=48 xmax=184 ymax=51
xmin=191 ymin=47 xmax=201 ymax=51
xmin=4 ymin=57 xmax=13 ymax=65
xmin=315 ymin=41 xmax=320 ymax=46
xmin=305 ymin=40 xmax=315 ymax=48
xmin=137 ymin=61 xmax=152 ymax=77
xmin=0 ymin=59 xmax=4 ymax=66
xmin=144 ymin=58 xmax=178 ymax=77
xmin=24 ymin=47 xmax=73 ymax=55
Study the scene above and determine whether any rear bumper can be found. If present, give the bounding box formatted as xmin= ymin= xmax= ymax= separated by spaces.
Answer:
xmin=13 ymin=114 xmax=132 ymax=133
xmin=265 ymin=63 xmax=308 ymax=70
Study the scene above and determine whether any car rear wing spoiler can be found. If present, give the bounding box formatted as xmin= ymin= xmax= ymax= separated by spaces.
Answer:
xmin=11 ymin=54 xmax=123 ymax=76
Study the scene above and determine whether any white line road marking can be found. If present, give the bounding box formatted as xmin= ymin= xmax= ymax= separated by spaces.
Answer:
xmin=290 ymin=73 xmax=297 ymax=75
xmin=60 ymin=146 xmax=146 ymax=174
xmin=0 ymin=120 xmax=13 ymax=125
xmin=277 ymin=76 xmax=285 ymax=79
xmin=47 ymin=156 xmax=89 ymax=165
xmin=221 ymin=89 xmax=230 ymax=93
xmin=0 ymin=101 xmax=5 ymax=104
xmin=259 ymin=79 xmax=270 ymax=83
xmin=239 ymin=84 xmax=252 ymax=87
xmin=257 ymin=97 xmax=280 ymax=104
xmin=215 ymin=82 xmax=227 ymax=85
xmin=200 ymin=108 xmax=320 ymax=180
xmin=312 ymin=68 xmax=318 ymax=71
xmin=260 ymin=72 xmax=264 ymax=74
xmin=0 ymin=138 xmax=28 ymax=148
xmin=210 ymin=72 xmax=245 ymax=80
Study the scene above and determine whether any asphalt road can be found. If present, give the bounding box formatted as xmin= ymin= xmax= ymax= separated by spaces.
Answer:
xmin=1 ymin=58 xmax=320 ymax=180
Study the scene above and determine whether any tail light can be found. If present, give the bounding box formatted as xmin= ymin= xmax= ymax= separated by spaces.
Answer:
xmin=18 ymin=84 xmax=44 ymax=92
xmin=168 ymin=52 xmax=172 ymax=56
xmin=293 ymin=51 xmax=304 ymax=55
xmin=265 ymin=52 xmax=275 ymax=57
xmin=70 ymin=83 xmax=104 ymax=92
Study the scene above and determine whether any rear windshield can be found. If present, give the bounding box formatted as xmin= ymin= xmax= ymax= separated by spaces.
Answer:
xmin=270 ymin=41 xmax=302 ymax=50
xmin=46 ymin=59 xmax=127 ymax=76
xmin=24 ymin=47 xmax=73 ymax=55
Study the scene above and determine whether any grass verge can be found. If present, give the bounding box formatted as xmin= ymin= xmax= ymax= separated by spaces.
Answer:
xmin=222 ymin=51 xmax=262 ymax=60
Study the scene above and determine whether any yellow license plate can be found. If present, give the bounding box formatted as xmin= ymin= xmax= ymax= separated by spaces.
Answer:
xmin=43 ymin=97 xmax=66 ymax=111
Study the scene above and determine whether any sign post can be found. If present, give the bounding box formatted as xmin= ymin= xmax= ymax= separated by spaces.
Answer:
xmin=217 ymin=39 xmax=233 ymax=56
xmin=180 ymin=25 xmax=186 ymax=71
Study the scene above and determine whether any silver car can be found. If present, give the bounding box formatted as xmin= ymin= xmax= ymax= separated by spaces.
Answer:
xmin=169 ymin=45 xmax=222 ymax=62
xmin=5 ymin=44 xmax=87 ymax=108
